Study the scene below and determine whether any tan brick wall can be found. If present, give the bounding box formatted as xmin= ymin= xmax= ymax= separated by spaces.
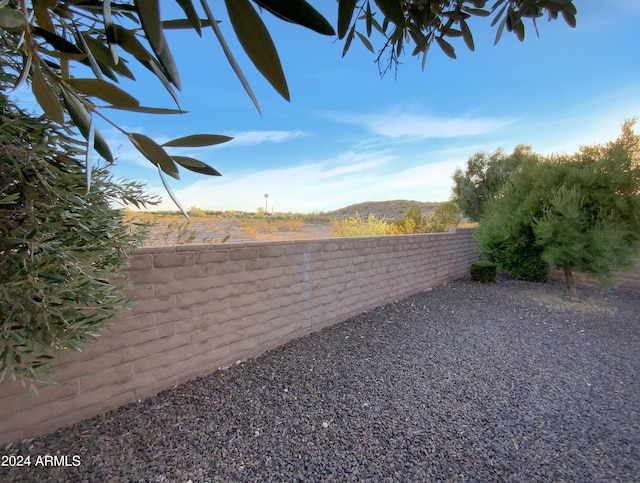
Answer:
xmin=0 ymin=229 xmax=478 ymax=445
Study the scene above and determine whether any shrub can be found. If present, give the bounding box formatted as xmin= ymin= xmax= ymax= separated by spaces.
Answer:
xmin=390 ymin=206 xmax=428 ymax=234
xmin=331 ymin=213 xmax=391 ymax=237
xmin=470 ymin=260 xmax=497 ymax=283
xmin=188 ymin=206 xmax=207 ymax=217
xmin=427 ymin=201 xmax=462 ymax=232
xmin=0 ymin=94 xmax=157 ymax=387
xmin=475 ymin=202 xmax=550 ymax=282
xmin=163 ymin=220 xmax=198 ymax=244
xmin=390 ymin=203 xmax=462 ymax=234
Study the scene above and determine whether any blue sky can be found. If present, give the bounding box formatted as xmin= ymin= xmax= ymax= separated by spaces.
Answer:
xmin=17 ymin=1 xmax=640 ymax=213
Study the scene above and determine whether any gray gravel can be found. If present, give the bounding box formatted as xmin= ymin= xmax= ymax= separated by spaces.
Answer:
xmin=2 ymin=277 xmax=639 ymax=482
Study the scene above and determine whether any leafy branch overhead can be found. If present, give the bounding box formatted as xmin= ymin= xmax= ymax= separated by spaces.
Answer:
xmin=337 ymin=0 xmax=577 ymax=74
xmin=0 ymin=0 xmax=577 ymax=213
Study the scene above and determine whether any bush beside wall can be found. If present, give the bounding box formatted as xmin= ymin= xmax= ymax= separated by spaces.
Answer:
xmin=0 ymin=229 xmax=478 ymax=445
xmin=470 ymin=260 xmax=497 ymax=283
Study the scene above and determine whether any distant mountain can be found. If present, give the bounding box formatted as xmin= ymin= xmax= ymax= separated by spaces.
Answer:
xmin=326 ymin=200 xmax=443 ymax=221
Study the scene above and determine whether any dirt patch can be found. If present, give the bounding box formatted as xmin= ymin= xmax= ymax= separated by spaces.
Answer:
xmin=142 ymin=218 xmax=334 ymax=246
xmin=528 ymin=290 xmax=621 ymax=316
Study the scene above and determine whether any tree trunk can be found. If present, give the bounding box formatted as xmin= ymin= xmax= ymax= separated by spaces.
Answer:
xmin=564 ymin=268 xmax=578 ymax=300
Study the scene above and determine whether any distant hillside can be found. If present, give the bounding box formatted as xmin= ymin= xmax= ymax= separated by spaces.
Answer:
xmin=326 ymin=200 xmax=443 ymax=221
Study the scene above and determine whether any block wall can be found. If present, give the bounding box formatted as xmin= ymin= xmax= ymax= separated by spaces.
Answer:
xmin=0 ymin=229 xmax=478 ymax=445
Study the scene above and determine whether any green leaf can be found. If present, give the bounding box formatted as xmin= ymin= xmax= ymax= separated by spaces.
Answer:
xmin=38 ymin=273 xmax=66 ymax=283
xmin=33 ymin=27 xmax=85 ymax=56
xmin=444 ymin=28 xmax=463 ymax=38
xmin=365 ymin=2 xmax=373 ymax=36
xmin=513 ymin=18 xmax=525 ymax=41
xmin=162 ymin=18 xmax=215 ymax=30
xmin=110 ymin=25 xmax=152 ymax=62
xmin=163 ymin=134 xmax=233 ymax=147
xmin=78 ymin=32 xmax=106 ymax=80
xmin=395 ymin=28 xmax=403 ymax=55
xmin=134 ymin=0 xmax=181 ymax=90
xmin=224 ymin=0 xmax=290 ymax=102
xmin=356 ymin=31 xmax=374 ymax=53
xmin=200 ymin=1 xmax=261 ymax=114
xmin=342 ymin=25 xmax=355 ymax=57
xmin=436 ymin=37 xmax=456 ymax=59
xmin=102 ymin=0 xmax=118 ymax=64
xmin=494 ymin=16 xmax=507 ymax=45
xmin=157 ymin=165 xmax=189 ymax=218
xmin=373 ymin=0 xmax=405 ymax=27
xmin=0 ymin=193 xmax=20 ymax=205
xmin=86 ymin=114 xmax=95 ymax=193
xmin=462 ymin=7 xmax=491 ymax=17
xmin=82 ymin=33 xmax=136 ymax=81
xmin=134 ymin=0 xmax=161 ymax=53
xmin=33 ymin=1 xmax=55 ymax=32
xmin=12 ymin=54 xmax=32 ymax=91
xmin=66 ymin=78 xmax=140 ymax=107
xmin=0 ymin=6 xmax=25 ymax=29
xmin=102 ymin=105 xmax=188 ymax=114
xmin=491 ymin=2 xmax=508 ymax=27
xmin=146 ymin=59 xmax=181 ymax=107
xmin=253 ymin=0 xmax=335 ymax=36
xmin=460 ymin=19 xmax=475 ymax=51
xmin=61 ymin=88 xmax=114 ymax=163
xmin=172 ymin=156 xmax=222 ymax=176
xmin=31 ymin=63 xmax=64 ymax=124
xmin=562 ymin=10 xmax=576 ymax=28
xmin=338 ymin=0 xmax=357 ymax=39
xmin=175 ymin=0 xmax=202 ymax=35
xmin=128 ymin=132 xmax=180 ymax=179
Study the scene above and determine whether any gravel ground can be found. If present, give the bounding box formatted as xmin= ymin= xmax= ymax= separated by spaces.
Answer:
xmin=2 ymin=277 xmax=639 ymax=482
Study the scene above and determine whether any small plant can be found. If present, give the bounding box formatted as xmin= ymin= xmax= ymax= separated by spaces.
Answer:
xmin=162 ymin=220 xmax=197 ymax=244
xmin=202 ymin=233 xmax=230 ymax=244
xmin=470 ymin=260 xmax=497 ymax=283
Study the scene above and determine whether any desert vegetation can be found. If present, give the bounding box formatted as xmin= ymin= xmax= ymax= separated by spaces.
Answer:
xmin=123 ymin=200 xmax=464 ymax=245
xmin=331 ymin=202 xmax=463 ymax=237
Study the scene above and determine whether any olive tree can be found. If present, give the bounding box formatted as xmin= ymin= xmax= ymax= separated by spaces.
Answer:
xmin=0 ymin=1 xmax=577 ymax=213
xmin=0 ymin=91 xmax=158 ymax=387
xmin=451 ymin=144 xmax=539 ymax=222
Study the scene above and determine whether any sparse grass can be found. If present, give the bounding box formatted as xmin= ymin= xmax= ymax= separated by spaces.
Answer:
xmin=239 ymin=218 xmax=305 ymax=239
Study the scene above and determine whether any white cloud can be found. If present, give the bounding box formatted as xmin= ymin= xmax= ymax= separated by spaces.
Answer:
xmin=103 ymin=128 xmax=310 ymax=171
xmin=148 ymin=150 xmax=458 ymax=213
xmin=332 ymin=108 xmax=508 ymax=139
xmin=226 ymin=130 xmax=308 ymax=146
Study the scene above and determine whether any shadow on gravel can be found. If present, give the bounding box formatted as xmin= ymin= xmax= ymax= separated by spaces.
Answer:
xmin=2 ymin=278 xmax=639 ymax=482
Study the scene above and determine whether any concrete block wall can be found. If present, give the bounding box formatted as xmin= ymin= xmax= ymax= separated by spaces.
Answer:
xmin=1 ymin=229 xmax=478 ymax=445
